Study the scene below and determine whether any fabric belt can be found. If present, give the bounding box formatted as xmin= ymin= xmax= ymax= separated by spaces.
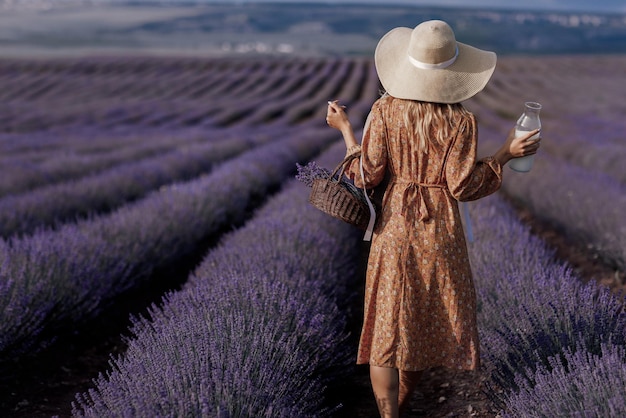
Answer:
xmin=394 ymin=181 xmax=446 ymax=222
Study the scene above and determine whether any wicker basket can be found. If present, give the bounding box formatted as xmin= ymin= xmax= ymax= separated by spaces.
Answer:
xmin=308 ymin=154 xmax=370 ymax=230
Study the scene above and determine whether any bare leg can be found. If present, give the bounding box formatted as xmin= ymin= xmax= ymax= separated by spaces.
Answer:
xmin=398 ymin=370 xmax=423 ymax=415
xmin=370 ymin=365 xmax=400 ymax=418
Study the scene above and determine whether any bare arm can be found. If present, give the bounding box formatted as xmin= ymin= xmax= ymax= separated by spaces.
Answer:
xmin=326 ymin=100 xmax=359 ymax=155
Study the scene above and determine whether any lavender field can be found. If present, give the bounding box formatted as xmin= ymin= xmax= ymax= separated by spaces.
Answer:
xmin=1 ymin=52 xmax=625 ymax=417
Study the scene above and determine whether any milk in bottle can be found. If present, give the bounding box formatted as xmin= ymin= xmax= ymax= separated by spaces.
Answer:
xmin=509 ymin=101 xmax=542 ymax=173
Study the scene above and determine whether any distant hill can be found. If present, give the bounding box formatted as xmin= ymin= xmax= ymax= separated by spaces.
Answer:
xmin=0 ymin=2 xmax=624 ymax=57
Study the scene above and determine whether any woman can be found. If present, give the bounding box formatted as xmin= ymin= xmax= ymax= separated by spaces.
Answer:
xmin=325 ymin=20 xmax=540 ymax=417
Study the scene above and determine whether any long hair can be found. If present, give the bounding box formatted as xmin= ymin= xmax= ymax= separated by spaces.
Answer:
xmin=401 ymin=99 xmax=471 ymax=153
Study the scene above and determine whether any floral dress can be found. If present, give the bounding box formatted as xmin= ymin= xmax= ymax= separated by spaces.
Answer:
xmin=345 ymin=95 xmax=502 ymax=371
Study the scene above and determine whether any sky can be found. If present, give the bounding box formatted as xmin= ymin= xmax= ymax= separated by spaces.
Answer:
xmin=179 ymin=0 xmax=626 ymax=14
xmin=1 ymin=0 xmax=625 ymax=14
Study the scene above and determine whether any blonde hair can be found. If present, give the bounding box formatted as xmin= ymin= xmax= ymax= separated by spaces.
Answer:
xmin=401 ymin=99 xmax=471 ymax=153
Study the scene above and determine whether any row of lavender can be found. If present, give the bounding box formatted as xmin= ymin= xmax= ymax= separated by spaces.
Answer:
xmin=71 ymin=143 xmax=363 ymax=416
xmin=0 ymin=128 xmax=218 ymax=197
xmin=467 ymin=194 xmax=626 ymax=416
xmin=0 ymin=126 xmax=275 ymax=237
xmin=0 ymin=125 xmax=337 ymax=379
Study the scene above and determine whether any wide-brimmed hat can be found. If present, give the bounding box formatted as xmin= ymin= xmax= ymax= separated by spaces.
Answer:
xmin=374 ymin=20 xmax=497 ymax=104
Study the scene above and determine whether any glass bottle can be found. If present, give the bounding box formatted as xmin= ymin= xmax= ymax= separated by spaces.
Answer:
xmin=509 ymin=101 xmax=542 ymax=173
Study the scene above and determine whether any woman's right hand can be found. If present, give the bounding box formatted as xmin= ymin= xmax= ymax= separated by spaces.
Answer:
xmin=327 ymin=100 xmax=361 ymax=154
xmin=326 ymin=100 xmax=351 ymax=133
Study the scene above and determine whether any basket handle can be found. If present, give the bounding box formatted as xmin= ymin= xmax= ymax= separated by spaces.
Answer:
xmin=328 ymin=153 xmax=359 ymax=183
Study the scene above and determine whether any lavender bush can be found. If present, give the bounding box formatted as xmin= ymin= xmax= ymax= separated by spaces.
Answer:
xmin=72 ymin=143 xmax=363 ymax=417
xmin=502 ymin=344 xmax=626 ymax=417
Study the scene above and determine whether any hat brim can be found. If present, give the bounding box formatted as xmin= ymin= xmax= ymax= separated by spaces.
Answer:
xmin=374 ymin=27 xmax=497 ymax=104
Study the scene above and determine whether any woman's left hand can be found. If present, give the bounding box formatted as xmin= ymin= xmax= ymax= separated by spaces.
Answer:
xmin=507 ymin=127 xmax=542 ymax=158
xmin=326 ymin=100 xmax=350 ymax=132
xmin=494 ymin=127 xmax=542 ymax=166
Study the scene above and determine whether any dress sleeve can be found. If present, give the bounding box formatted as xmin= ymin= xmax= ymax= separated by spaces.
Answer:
xmin=344 ymin=101 xmax=388 ymax=189
xmin=445 ymin=114 xmax=503 ymax=201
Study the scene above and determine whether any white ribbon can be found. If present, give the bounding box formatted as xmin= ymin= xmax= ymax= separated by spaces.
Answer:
xmin=360 ymin=156 xmax=376 ymax=242
xmin=360 ymin=111 xmax=376 ymax=242
xmin=408 ymin=45 xmax=459 ymax=70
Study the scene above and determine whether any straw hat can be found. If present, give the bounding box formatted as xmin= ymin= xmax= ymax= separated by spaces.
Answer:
xmin=374 ymin=20 xmax=497 ymax=104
